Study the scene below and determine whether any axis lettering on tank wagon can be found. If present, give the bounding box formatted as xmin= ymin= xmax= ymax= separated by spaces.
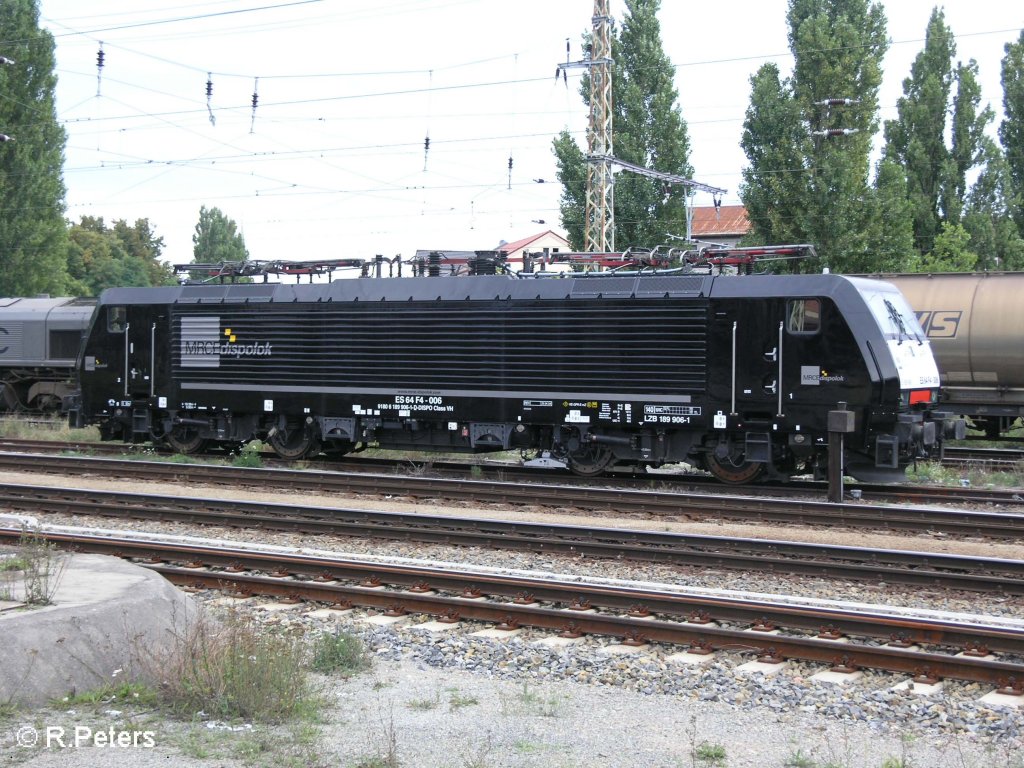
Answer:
xmin=914 ymin=310 xmax=962 ymax=339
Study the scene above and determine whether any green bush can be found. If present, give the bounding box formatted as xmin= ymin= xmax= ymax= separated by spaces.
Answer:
xmin=310 ymin=630 xmax=370 ymax=676
xmin=231 ymin=440 xmax=265 ymax=468
xmin=154 ymin=612 xmax=317 ymax=723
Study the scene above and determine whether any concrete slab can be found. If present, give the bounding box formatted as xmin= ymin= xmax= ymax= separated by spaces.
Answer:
xmin=207 ymin=595 xmax=255 ymax=607
xmin=534 ymin=636 xmax=586 ymax=649
xmin=736 ymin=660 xmax=789 ymax=676
xmin=305 ymin=607 xmax=355 ymax=619
xmin=666 ymin=650 xmax=718 ymax=665
xmin=892 ymin=679 xmax=945 ymax=696
xmin=413 ymin=620 xmax=462 ymax=633
xmin=0 ymin=553 xmax=199 ymax=708
xmin=470 ymin=627 xmax=523 ymax=639
xmin=598 ymin=643 xmax=649 ymax=656
xmin=257 ymin=601 xmax=305 ymax=613
xmin=361 ymin=614 xmax=410 ymax=627
xmin=979 ymin=690 xmax=1023 ymax=709
xmin=811 ymin=669 xmax=863 ymax=685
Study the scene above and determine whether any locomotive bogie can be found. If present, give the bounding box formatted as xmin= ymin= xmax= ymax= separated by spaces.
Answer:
xmin=67 ymin=273 xmax=954 ymax=482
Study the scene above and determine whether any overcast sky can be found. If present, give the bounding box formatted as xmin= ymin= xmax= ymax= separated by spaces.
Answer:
xmin=35 ymin=0 xmax=1023 ymax=267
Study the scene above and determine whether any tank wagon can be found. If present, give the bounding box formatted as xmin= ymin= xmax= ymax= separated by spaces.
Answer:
xmin=882 ymin=273 xmax=1024 ymax=438
xmin=0 ymin=296 xmax=96 ymax=411
xmin=66 ymin=272 xmax=954 ymax=483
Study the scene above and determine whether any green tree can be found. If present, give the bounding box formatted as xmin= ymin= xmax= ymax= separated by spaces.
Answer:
xmin=66 ymin=216 xmax=175 ymax=295
xmin=1001 ymin=30 xmax=1024 ymax=235
xmin=912 ymin=221 xmax=978 ymax=273
xmin=191 ymin=205 xmax=248 ymax=264
xmin=112 ymin=218 xmax=175 ymax=287
xmin=881 ymin=8 xmax=955 ymax=256
xmin=860 ymin=158 xmax=916 ymax=273
xmin=0 ymin=0 xmax=68 ymax=296
xmin=962 ymin=140 xmax=1024 ymax=271
xmin=882 ymin=8 xmax=993 ymax=259
xmin=552 ymin=0 xmax=691 ymax=251
xmin=740 ymin=62 xmax=809 ymax=248
xmin=740 ymin=0 xmax=889 ymax=273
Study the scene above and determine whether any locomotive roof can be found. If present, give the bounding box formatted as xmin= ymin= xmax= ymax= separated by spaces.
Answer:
xmin=97 ymin=273 xmax=894 ymax=306
xmin=0 ymin=296 xmax=96 ymax=321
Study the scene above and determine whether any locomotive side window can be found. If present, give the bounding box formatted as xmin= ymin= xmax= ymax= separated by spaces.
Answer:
xmin=107 ymin=306 xmax=127 ymax=333
xmin=786 ymin=298 xmax=821 ymax=334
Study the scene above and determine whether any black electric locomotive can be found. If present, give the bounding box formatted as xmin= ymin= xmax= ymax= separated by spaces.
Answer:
xmin=66 ymin=271 xmax=955 ymax=483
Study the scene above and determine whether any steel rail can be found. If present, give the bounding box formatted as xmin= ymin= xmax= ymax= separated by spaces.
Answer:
xmin=2 ymin=526 xmax=1021 ymax=687
xmin=3 ymin=482 xmax=1023 ymax=594
xmin=0 ymin=452 xmax=1022 ymax=538
xmin=1 ymin=439 xmax=1022 ymax=506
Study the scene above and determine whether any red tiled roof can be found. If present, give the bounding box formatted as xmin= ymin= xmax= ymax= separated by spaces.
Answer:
xmin=495 ymin=230 xmax=569 ymax=254
xmin=690 ymin=205 xmax=750 ymax=236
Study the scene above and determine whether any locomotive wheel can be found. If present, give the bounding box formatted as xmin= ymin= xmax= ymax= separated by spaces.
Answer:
xmin=165 ymin=425 xmax=209 ymax=455
xmin=268 ymin=425 xmax=322 ymax=460
xmin=705 ymin=448 xmax=765 ymax=485
xmin=567 ymin=445 xmax=616 ymax=476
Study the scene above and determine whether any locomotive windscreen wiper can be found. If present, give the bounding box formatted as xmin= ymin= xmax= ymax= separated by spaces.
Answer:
xmin=883 ymin=298 xmax=909 ymax=344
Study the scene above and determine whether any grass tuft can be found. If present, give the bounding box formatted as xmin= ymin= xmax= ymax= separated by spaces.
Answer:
xmin=310 ymin=630 xmax=370 ymax=676
xmin=150 ymin=611 xmax=319 ymax=723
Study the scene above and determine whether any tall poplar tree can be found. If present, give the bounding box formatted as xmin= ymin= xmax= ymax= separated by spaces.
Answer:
xmin=552 ymin=0 xmax=691 ymax=251
xmin=1001 ymin=30 xmax=1024 ymax=236
xmin=0 ymin=0 xmax=68 ymax=296
xmin=740 ymin=0 xmax=889 ymax=273
xmin=882 ymin=8 xmax=993 ymax=260
xmin=961 ymin=137 xmax=1024 ymax=271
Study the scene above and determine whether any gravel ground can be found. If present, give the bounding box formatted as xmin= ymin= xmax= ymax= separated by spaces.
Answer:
xmin=4 ymin=654 xmax=1023 ymax=768
xmin=2 ymin=468 xmax=1024 ymax=767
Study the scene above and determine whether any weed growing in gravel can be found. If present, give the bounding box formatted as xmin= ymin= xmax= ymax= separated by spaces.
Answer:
xmin=694 ymin=740 xmax=727 ymax=766
xmin=499 ymin=681 xmax=561 ymax=718
xmin=406 ymin=692 xmax=441 ymax=711
xmin=0 ymin=415 xmax=99 ymax=442
xmin=784 ymin=748 xmax=818 ymax=767
xmin=231 ymin=440 xmax=265 ymax=468
xmin=55 ymin=681 xmax=160 ymax=709
xmin=150 ymin=610 xmax=319 ymax=723
xmin=354 ymin=694 xmax=400 ymax=768
xmin=906 ymin=460 xmax=1024 ymax=488
xmin=447 ymin=689 xmax=479 ymax=710
xmin=310 ymin=629 xmax=370 ymax=676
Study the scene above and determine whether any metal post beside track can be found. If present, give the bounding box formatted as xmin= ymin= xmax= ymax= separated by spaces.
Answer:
xmin=827 ymin=401 xmax=855 ymax=503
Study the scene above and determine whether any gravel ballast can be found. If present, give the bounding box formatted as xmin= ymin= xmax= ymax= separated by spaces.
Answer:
xmin=1 ymin=468 xmax=1023 ymax=766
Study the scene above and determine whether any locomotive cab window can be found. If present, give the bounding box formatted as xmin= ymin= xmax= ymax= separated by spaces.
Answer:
xmin=786 ymin=298 xmax=821 ymax=334
xmin=107 ymin=306 xmax=127 ymax=333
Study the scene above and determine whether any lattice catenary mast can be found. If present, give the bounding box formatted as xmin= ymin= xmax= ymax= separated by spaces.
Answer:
xmin=557 ymin=0 xmax=727 ymax=253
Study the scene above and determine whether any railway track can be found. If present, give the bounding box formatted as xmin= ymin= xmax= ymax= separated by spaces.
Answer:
xmin=942 ymin=446 xmax=1024 ymax=469
xmin=0 ymin=452 xmax=1022 ymax=538
xmin=2 ymin=525 xmax=1021 ymax=690
xmin=3 ymin=481 xmax=1023 ymax=593
xmin=0 ymin=439 xmax=1022 ymax=509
